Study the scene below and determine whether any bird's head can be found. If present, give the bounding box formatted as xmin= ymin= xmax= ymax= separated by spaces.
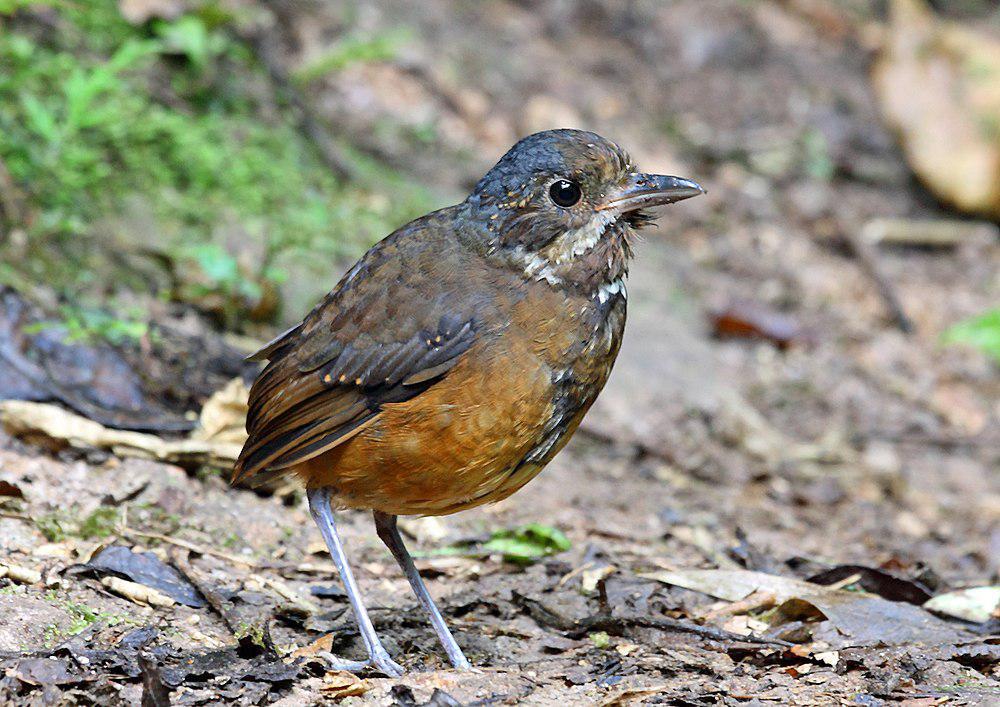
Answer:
xmin=465 ymin=129 xmax=703 ymax=294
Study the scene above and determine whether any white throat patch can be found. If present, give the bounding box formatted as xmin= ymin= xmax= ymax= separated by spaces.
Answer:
xmin=546 ymin=210 xmax=617 ymax=265
xmin=516 ymin=210 xmax=618 ymax=286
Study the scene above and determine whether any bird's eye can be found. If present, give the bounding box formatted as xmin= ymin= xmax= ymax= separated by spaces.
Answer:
xmin=549 ymin=179 xmax=582 ymax=207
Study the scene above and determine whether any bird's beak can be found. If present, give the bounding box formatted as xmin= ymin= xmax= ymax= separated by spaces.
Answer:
xmin=597 ymin=173 xmax=705 ymax=212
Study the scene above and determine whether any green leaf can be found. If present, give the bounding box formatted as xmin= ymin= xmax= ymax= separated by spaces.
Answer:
xmin=154 ymin=16 xmax=224 ymax=70
xmin=20 ymin=93 xmax=59 ymax=143
xmin=589 ymin=631 xmax=611 ymax=649
xmin=944 ymin=309 xmax=1000 ymax=363
xmin=482 ymin=523 xmax=571 ymax=563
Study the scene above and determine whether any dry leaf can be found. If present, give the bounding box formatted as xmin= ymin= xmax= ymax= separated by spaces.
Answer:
xmin=599 ymin=683 xmax=670 ymax=706
xmin=873 ymin=0 xmax=1000 ymax=218
xmin=642 ymin=568 xmax=971 ymax=648
xmin=0 ymin=400 xmax=242 ymax=469
xmin=319 ymin=670 xmax=369 ymax=699
xmin=0 ymin=479 xmax=24 ymax=498
xmin=100 ymin=576 xmax=175 ymax=608
xmin=290 ymin=634 xmax=334 ymax=659
xmin=923 ymin=586 xmax=1000 ymax=624
xmin=581 ymin=564 xmax=617 ymax=593
xmin=861 ymin=217 xmax=998 ymax=248
xmin=192 ymin=378 xmax=249 ymax=446
xmin=0 ymin=563 xmax=42 ymax=584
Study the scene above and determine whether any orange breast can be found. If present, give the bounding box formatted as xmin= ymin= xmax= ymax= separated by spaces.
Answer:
xmin=293 ymin=335 xmax=557 ymax=516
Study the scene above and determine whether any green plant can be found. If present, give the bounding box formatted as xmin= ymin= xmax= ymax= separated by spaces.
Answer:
xmin=482 ymin=523 xmax=572 ymax=564
xmin=421 ymin=522 xmax=572 ymax=564
xmin=24 ymin=305 xmax=150 ymax=345
xmin=0 ymin=1 xmax=435 ymax=325
xmin=944 ymin=309 xmax=1000 ymax=362
xmin=588 ymin=631 xmax=611 ymax=649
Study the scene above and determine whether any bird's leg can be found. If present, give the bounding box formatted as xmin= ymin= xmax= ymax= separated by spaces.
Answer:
xmin=373 ymin=511 xmax=472 ymax=670
xmin=306 ymin=488 xmax=404 ymax=677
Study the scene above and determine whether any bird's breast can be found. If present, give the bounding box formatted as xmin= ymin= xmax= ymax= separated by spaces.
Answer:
xmin=294 ymin=278 xmax=626 ymax=516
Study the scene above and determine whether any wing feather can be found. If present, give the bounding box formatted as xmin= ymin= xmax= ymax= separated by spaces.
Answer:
xmin=232 ymin=215 xmax=481 ymax=486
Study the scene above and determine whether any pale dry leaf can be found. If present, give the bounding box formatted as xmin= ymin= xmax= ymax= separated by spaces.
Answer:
xmin=100 ymin=576 xmax=175 ymax=608
xmin=1 ymin=563 xmax=42 ymax=584
xmin=320 ymin=670 xmax=369 ymax=699
xmin=873 ymin=0 xmax=1000 ymax=218
xmin=0 ymin=400 xmax=242 ymax=468
xmin=923 ymin=586 xmax=1000 ymax=624
xmin=581 ymin=564 xmax=617 ymax=594
xmin=193 ymin=378 xmax=250 ymax=446
xmin=642 ymin=568 xmax=971 ymax=648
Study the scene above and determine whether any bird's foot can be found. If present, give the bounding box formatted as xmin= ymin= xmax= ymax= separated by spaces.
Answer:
xmin=315 ymin=650 xmax=404 ymax=678
xmin=446 ymin=648 xmax=472 ymax=671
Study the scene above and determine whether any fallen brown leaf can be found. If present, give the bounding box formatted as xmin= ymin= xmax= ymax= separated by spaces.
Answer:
xmin=874 ymin=0 xmax=1000 ymax=218
xmin=319 ymin=670 xmax=369 ymax=699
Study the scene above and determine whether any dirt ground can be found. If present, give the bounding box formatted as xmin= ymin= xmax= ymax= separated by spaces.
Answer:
xmin=1 ymin=1 xmax=998 ymax=705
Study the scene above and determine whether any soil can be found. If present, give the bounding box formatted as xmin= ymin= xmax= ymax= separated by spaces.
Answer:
xmin=1 ymin=1 xmax=998 ymax=705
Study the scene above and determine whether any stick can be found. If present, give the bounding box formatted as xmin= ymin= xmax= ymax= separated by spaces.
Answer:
xmin=843 ymin=230 xmax=913 ymax=333
xmin=169 ymin=547 xmax=241 ymax=634
xmin=126 ymin=530 xmax=260 ymax=568
xmin=511 ymin=591 xmax=790 ymax=648
xmin=239 ymin=28 xmax=359 ymax=182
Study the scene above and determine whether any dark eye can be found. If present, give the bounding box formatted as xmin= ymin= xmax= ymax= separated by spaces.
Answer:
xmin=549 ymin=179 xmax=582 ymax=207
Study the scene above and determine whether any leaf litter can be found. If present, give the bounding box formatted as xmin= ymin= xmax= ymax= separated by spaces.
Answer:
xmin=1 ymin=0 xmax=999 ymax=704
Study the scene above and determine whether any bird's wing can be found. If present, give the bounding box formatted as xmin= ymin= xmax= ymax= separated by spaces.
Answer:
xmin=232 ymin=225 xmax=480 ymax=486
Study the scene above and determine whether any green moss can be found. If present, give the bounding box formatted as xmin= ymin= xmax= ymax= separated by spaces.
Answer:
xmin=33 ymin=506 xmax=121 ymax=540
xmin=0 ymin=1 xmax=435 ymax=326
xmin=294 ymin=28 xmax=410 ymax=84
xmin=34 ymin=512 xmax=69 ymax=542
xmin=42 ymin=596 xmax=130 ymax=646
xmin=78 ymin=506 xmax=121 ymax=539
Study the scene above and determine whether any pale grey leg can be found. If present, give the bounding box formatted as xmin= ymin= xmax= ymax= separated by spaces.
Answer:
xmin=307 ymin=488 xmax=403 ymax=677
xmin=373 ymin=511 xmax=472 ymax=670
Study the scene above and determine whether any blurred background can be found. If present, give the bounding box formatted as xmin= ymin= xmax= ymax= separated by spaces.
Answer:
xmin=0 ymin=0 xmax=998 ymax=703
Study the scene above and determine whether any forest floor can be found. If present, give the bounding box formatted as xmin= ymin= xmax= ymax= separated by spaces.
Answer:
xmin=1 ymin=1 xmax=998 ymax=705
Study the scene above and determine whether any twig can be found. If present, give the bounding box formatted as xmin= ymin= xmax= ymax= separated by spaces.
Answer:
xmin=577 ymin=614 xmax=792 ymax=647
xmin=511 ymin=591 xmax=791 ymax=648
xmin=701 ymin=590 xmax=777 ymax=621
xmin=126 ymin=529 xmax=260 ymax=568
xmin=169 ymin=547 xmax=241 ymax=634
xmin=858 ymin=430 xmax=1000 ymax=450
xmin=138 ymin=652 xmax=172 ymax=707
xmin=842 ymin=230 xmax=913 ymax=333
xmin=0 ymin=511 xmax=32 ymax=522
xmin=0 ymin=155 xmax=25 ymax=242
xmin=251 ymin=573 xmax=320 ymax=615
xmin=239 ymin=28 xmax=358 ymax=182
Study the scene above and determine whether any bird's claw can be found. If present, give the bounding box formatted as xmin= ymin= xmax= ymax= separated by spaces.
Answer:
xmin=315 ymin=650 xmax=404 ymax=678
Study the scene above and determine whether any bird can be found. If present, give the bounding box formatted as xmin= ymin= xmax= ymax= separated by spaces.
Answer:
xmin=232 ymin=129 xmax=703 ymax=676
